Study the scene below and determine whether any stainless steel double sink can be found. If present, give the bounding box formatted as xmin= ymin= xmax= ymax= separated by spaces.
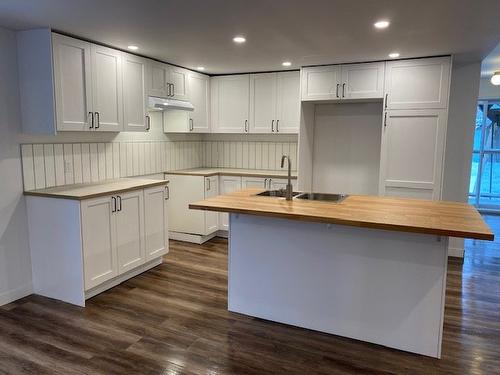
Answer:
xmin=256 ymin=190 xmax=348 ymax=203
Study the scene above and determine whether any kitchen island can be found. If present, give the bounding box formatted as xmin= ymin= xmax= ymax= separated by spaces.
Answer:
xmin=190 ymin=189 xmax=493 ymax=358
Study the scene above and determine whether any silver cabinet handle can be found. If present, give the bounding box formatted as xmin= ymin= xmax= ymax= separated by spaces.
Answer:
xmin=271 ymin=120 xmax=274 ymax=132
xmin=94 ymin=112 xmax=100 ymax=129
xmin=167 ymin=83 xmax=172 ymax=97
xmin=206 ymin=178 xmax=211 ymax=191
xmin=111 ymin=196 xmax=116 ymax=212
xmin=88 ymin=112 xmax=94 ymax=129
xmin=189 ymin=118 xmax=194 ymax=131
xmin=117 ymin=195 xmax=122 ymax=212
xmin=268 ymin=178 xmax=272 ymax=189
xmin=245 ymin=119 xmax=248 ymax=132
xmin=384 ymin=112 xmax=387 ymax=128
xmin=165 ymin=186 xmax=169 ymax=200
xmin=336 ymin=84 xmax=339 ymax=98
xmin=342 ymin=83 xmax=346 ymax=98
xmin=264 ymin=178 xmax=268 ymax=188
xmin=171 ymin=83 xmax=175 ymax=97
xmin=385 ymin=93 xmax=388 ymax=109
xmin=146 ymin=115 xmax=151 ymax=131
xmin=276 ymin=120 xmax=279 ymax=132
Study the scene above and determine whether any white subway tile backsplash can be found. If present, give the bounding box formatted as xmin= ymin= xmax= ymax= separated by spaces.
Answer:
xmin=20 ymin=139 xmax=298 ymax=191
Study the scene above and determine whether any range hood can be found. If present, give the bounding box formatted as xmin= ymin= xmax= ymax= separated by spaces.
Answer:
xmin=148 ymin=96 xmax=194 ymax=111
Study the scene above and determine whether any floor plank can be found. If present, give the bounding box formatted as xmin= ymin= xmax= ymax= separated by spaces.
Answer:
xmin=1 ymin=217 xmax=500 ymax=374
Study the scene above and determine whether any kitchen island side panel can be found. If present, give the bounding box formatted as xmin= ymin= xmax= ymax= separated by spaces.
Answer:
xmin=228 ymin=213 xmax=448 ymax=358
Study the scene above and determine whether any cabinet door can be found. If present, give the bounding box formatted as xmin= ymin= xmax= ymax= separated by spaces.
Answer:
xmin=249 ymin=73 xmax=276 ymax=133
xmin=219 ymin=176 xmax=242 ymax=230
xmin=385 ymin=57 xmax=451 ymax=110
xmin=81 ymin=196 xmax=117 ymax=290
xmin=301 ymin=66 xmax=341 ymax=101
xmin=144 ymin=185 xmax=168 ymax=260
xmin=165 ymin=174 xmax=206 ymax=235
xmin=163 ymin=109 xmax=190 ymax=133
xmin=123 ymin=53 xmax=148 ymax=131
xmin=169 ymin=66 xmax=190 ymax=101
xmin=269 ymin=178 xmax=298 ymax=190
xmin=212 ymin=75 xmax=249 ymax=133
xmin=379 ymin=109 xmax=447 ymax=200
xmin=341 ymin=62 xmax=385 ymax=99
xmin=188 ymin=72 xmax=210 ymax=132
xmin=91 ymin=44 xmax=123 ymax=131
xmin=149 ymin=61 xmax=169 ymax=98
xmin=115 ymin=190 xmax=145 ymax=274
xmin=276 ymin=71 xmax=300 ymax=133
xmin=241 ymin=177 xmax=267 ymax=189
xmin=52 ymin=34 xmax=93 ymax=131
xmin=204 ymin=176 xmax=219 ymax=234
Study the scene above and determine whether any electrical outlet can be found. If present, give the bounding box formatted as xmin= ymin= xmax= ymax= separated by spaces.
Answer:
xmin=64 ymin=160 xmax=72 ymax=174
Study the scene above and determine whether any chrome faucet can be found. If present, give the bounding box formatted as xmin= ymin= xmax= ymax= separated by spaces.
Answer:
xmin=280 ymin=155 xmax=293 ymax=201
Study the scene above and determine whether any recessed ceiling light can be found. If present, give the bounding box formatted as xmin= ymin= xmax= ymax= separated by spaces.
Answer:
xmin=127 ymin=45 xmax=139 ymax=50
xmin=374 ymin=20 xmax=390 ymax=29
xmin=197 ymin=66 xmax=205 ymax=71
xmin=388 ymin=52 xmax=400 ymax=59
xmin=282 ymin=61 xmax=292 ymax=67
xmin=233 ymin=36 xmax=246 ymax=43
xmin=492 ymin=72 xmax=500 ymax=86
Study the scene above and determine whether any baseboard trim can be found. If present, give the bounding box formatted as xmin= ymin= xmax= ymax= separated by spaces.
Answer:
xmin=169 ymin=231 xmax=217 ymax=244
xmin=448 ymin=247 xmax=464 ymax=258
xmin=0 ymin=283 xmax=33 ymax=306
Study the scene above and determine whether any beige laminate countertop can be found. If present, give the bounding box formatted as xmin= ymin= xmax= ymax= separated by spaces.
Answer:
xmin=165 ymin=168 xmax=297 ymax=179
xmin=189 ymin=188 xmax=494 ymax=241
xmin=24 ymin=178 xmax=168 ymax=200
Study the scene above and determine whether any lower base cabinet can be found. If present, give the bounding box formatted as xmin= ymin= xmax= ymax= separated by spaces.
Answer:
xmin=27 ymin=184 xmax=169 ymax=306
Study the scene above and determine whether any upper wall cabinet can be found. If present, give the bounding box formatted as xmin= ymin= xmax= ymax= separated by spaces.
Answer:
xmin=91 ymin=44 xmax=123 ymax=132
xmin=301 ymin=65 xmax=341 ymax=101
xmin=18 ymin=29 xmax=154 ymax=133
xmin=148 ymin=62 xmax=189 ymax=101
xmin=384 ymin=57 xmax=451 ymax=110
xmin=122 ymin=53 xmax=149 ymax=132
xmin=211 ymin=75 xmax=250 ymax=133
xmin=249 ymin=71 xmax=300 ymax=134
xmin=188 ymin=72 xmax=210 ymax=132
xmin=301 ymin=62 xmax=385 ymax=101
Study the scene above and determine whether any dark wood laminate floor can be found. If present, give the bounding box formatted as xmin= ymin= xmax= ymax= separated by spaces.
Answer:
xmin=1 ymin=218 xmax=500 ymax=374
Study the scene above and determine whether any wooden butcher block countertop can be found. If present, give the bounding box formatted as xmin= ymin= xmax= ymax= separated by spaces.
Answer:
xmin=189 ymin=188 xmax=494 ymax=241
xmin=24 ymin=178 xmax=168 ymax=200
xmin=165 ymin=168 xmax=297 ymax=179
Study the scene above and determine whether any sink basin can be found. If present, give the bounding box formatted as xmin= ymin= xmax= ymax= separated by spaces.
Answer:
xmin=256 ymin=190 xmax=301 ymax=198
xmin=295 ymin=192 xmax=348 ymax=203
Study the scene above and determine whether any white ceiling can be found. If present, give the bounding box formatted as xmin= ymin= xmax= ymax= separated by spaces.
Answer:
xmin=0 ymin=0 xmax=499 ymax=74
xmin=482 ymin=43 xmax=500 ymax=77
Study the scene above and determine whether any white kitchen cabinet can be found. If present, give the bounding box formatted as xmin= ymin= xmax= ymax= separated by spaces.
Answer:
xmin=144 ymin=185 xmax=169 ymax=260
xmin=219 ymin=176 xmax=242 ymax=230
xmin=211 ymin=75 xmax=249 ymax=133
xmin=163 ymin=110 xmax=191 ymax=133
xmin=81 ymin=196 xmax=118 ymax=290
xmin=341 ymin=62 xmax=385 ymax=99
xmin=301 ymin=65 xmax=341 ymax=101
xmin=91 ymin=44 xmax=123 ymax=131
xmin=379 ymin=109 xmax=447 ymax=200
xmin=204 ymin=176 xmax=219 ymax=233
xmin=276 ymin=71 xmax=301 ymax=133
xmin=122 ymin=53 xmax=150 ymax=132
xmin=250 ymin=73 xmax=277 ymax=133
xmin=27 ymin=182 xmax=169 ymax=306
xmin=301 ymin=63 xmax=384 ymax=101
xmin=115 ymin=190 xmax=145 ymax=273
xmin=384 ymin=57 xmax=451 ymax=110
xmin=166 ymin=174 xmax=219 ymax=238
xmin=52 ymin=33 xmax=93 ymax=132
xmin=149 ymin=61 xmax=170 ymax=98
xmin=170 ymin=66 xmax=190 ymax=101
xmin=188 ymin=72 xmax=210 ymax=132
xmin=241 ymin=176 xmax=268 ymax=189
xmin=249 ymin=71 xmax=300 ymax=134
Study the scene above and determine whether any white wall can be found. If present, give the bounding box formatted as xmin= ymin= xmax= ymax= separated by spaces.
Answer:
xmin=442 ymin=61 xmax=482 ymax=257
xmin=0 ymin=27 xmax=33 ymax=305
xmin=479 ymin=77 xmax=500 ymax=100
